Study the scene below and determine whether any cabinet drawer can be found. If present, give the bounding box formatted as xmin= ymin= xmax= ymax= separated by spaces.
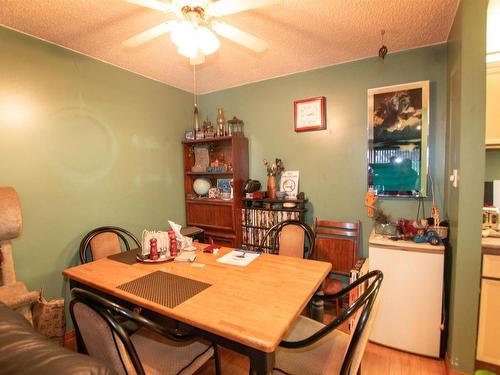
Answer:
xmin=186 ymin=202 xmax=234 ymax=231
xmin=483 ymin=254 xmax=500 ymax=279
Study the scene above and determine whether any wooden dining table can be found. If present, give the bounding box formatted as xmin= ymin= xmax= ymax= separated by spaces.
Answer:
xmin=63 ymin=243 xmax=331 ymax=375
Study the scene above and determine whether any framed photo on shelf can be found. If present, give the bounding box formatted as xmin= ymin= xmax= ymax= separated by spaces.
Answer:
xmin=294 ymin=96 xmax=326 ymax=132
xmin=217 ymin=178 xmax=232 ymax=193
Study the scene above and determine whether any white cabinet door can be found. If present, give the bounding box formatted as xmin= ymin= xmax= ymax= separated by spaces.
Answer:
xmin=369 ymin=246 xmax=444 ymax=357
xmin=486 ymin=68 xmax=500 ymax=148
xmin=477 ymin=278 xmax=500 ymax=365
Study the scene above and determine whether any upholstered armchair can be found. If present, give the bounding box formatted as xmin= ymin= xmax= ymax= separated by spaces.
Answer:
xmin=0 ymin=187 xmax=38 ymax=322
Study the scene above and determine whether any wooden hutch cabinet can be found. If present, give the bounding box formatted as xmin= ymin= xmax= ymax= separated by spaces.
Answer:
xmin=183 ymin=135 xmax=248 ymax=247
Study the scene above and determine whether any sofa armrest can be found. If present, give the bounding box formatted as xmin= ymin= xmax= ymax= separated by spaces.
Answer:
xmin=0 ymin=303 xmax=116 ymax=375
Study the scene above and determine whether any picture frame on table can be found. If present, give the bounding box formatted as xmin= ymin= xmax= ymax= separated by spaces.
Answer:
xmin=294 ymin=96 xmax=326 ymax=132
xmin=184 ymin=130 xmax=195 ymax=140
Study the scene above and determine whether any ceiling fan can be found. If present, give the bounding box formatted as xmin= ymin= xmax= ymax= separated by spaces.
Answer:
xmin=124 ymin=0 xmax=279 ymax=64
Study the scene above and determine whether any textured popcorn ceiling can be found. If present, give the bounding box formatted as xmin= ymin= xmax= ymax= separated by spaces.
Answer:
xmin=0 ymin=0 xmax=459 ymax=94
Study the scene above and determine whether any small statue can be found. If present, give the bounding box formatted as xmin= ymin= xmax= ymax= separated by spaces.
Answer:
xmin=203 ymin=116 xmax=214 ymax=138
xmin=432 ymin=205 xmax=440 ymax=228
xmin=364 ymin=188 xmax=378 ymax=217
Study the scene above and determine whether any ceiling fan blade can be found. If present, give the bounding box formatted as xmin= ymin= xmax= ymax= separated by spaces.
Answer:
xmin=208 ymin=0 xmax=280 ymax=16
xmin=123 ymin=22 xmax=175 ymax=47
xmin=212 ymin=22 xmax=268 ymax=53
xmin=126 ymin=0 xmax=172 ymax=13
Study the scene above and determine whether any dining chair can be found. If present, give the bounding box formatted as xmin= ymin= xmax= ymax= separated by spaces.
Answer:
xmin=79 ymin=226 xmax=141 ymax=263
xmin=70 ymin=287 xmax=221 ymax=375
xmin=312 ymin=219 xmax=361 ymax=315
xmin=272 ymin=270 xmax=383 ymax=375
xmin=258 ymin=220 xmax=315 ymax=258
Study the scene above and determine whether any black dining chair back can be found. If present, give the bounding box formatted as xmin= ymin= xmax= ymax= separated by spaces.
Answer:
xmin=275 ymin=270 xmax=383 ymax=375
xmin=70 ymin=288 xmax=220 ymax=375
xmin=79 ymin=226 xmax=141 ymax=263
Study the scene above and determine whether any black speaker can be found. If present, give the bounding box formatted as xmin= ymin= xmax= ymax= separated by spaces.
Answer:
xmin=243 ymin=180 xmax=261 ymax=193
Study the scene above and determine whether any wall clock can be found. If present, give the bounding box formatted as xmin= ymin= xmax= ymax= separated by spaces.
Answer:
xmin=294 ymin=96 xmax=326 ymax=132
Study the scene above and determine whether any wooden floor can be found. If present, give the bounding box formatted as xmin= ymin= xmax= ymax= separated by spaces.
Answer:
xmin=66 ymin=332 xmax=446 ymax=374
xmin=194 ymin=343 xmax=447 ymax=375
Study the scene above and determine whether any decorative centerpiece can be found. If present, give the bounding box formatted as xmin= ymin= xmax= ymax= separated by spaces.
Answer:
xmin=263 ymin=158 xmax=285 ymax=200
xmin=193 ymin=104 xmax=203 ymax=139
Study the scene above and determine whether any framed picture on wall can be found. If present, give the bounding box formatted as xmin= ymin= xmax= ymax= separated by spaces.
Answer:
xmin=367 ymin=80 xmax=430 ymax=197
xmin=294 ymin=96 xmax=326 ymax=132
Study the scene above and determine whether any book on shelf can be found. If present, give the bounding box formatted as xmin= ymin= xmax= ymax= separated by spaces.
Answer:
xmin=241 ymin=208 xmax=300 ymax=249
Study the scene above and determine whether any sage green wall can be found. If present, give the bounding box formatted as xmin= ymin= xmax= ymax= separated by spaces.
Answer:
xmin=485 ymin=149 xmax=500 ymax=180
xmin=445 ymin=0 xmax=487 ymax=372
xmin=0 ymin=27 xmax=191 ymax=301
xmin=199 ymin=44 xmax=447 ymax=255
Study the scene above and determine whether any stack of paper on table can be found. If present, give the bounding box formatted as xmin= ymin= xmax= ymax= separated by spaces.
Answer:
xmin=217 ymin=250 xmax=259 ymax=267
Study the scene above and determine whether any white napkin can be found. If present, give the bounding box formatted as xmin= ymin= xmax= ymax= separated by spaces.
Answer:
xmin=168 ymin=220 xmax=194 ymax=250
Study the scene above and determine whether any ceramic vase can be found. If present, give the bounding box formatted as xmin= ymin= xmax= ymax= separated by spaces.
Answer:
xmin=267 ymin=175 xmax=277 ymax=199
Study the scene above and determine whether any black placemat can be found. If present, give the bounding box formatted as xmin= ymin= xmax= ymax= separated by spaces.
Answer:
xmin=117 ymin=271 xmax=211 ymax=308
xmin=108 ymin=249 xmax=140 ymax=265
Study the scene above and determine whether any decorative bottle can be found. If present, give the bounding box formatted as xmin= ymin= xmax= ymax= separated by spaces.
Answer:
xmin=193 ymin=104 xmax=201 ymax=139
xmin=216 ymin=108 xmax=226 ymax=137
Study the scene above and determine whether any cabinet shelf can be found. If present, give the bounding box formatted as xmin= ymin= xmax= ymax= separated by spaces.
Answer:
xmin=182 ymin=135 xmax=236 ymax=144
xmin=186 ymin=198 xmax=233 ymax=206
xmin=186 ymin=171 xmax=233 ymax=176
xmin=242 ymin=224 xmax=270 ymax=229
xmin=183 ymin=135 xmax=248 ymax=247
xmin=243 ymin=206 xmax=306 ymax=212
xmin=243 ymin=198 xmax=308 ymax=204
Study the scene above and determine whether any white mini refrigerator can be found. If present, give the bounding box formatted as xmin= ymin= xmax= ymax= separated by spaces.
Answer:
xmin=369 ymin=236 xmax=444 ymax=358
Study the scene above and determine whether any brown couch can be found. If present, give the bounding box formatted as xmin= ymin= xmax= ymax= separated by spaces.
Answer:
xmin=0 ymin=303 xmax=116 ymax=375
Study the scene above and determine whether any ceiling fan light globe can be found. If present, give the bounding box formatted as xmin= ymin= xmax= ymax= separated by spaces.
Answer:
xmin=170 ymin=20 xmax=196 ymax=47
xmin=197 ymin=26 xmax=220 ymax=55
xmin=178 ymin=44 xmax=198 ymax=58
